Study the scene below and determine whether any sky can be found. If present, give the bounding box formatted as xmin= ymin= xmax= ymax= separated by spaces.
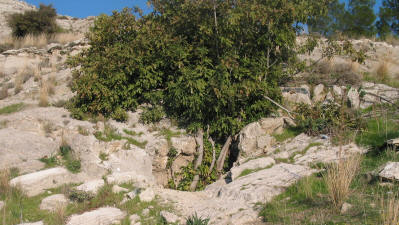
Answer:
xmin=24 ymin=0 xmax=384 ymax=19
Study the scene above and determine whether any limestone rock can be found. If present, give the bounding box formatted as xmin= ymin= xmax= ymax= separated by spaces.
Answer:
xmin=0 ymin=201 xmax=4 ymax=211
xmin=40 ymin=194 xmax=69 ymax=211
xmin=17 ymin=222 xmax=44 ymax=225
xmin=238 ymin=118 xmax=286 ymax=160
xmin=76 ymin=179 xmax=104 ymax=194
xmin=66 ymin=207 xmax=126 ymax=225
xmin=348 ymin=88 xmax=360 ymax=109
xmin=282 ymin=92 xmax=312 ymax=105
xmin=333 ymin=85 xmax=343 ymax=97
xmin=112 ymin=185 xmax=128 ymax=194
xmin=139 ymin=188 xmax=155 ymax=202
xmin=313 ymin=84 xmax=325 ymax=102
xmin=129 ymin=214 xmax=141 ymax=225
xmin=341 ymin=202 xmax=353 ymax=214
xmin=171 ymin=135 xmax=197 ymax=155
xmin=0 ymin=128 xmax=58 ymax=172
xmin=10 ymin=167 xmax=74 ymax=197
xmin=230 ymin=157 xmax=275 ymax=180
xmin=106 ymin=172 xmax=153 ymax=188
xmin=379 ymin=162 xmax=399 ymax=181
xmin=160 ymin=211 xmax=179 ymax=223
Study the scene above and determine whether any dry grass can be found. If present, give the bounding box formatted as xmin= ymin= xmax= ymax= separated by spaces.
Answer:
xmin=33 ymin=65 xmax=41 ymax=82
xmin=52 ymin=204 xmax=67 ymax=224
xmin=384 ymin=35 xmax=399 ymax=46
xmin=0 ymin=170 xmax=11 ymax=197
xmin=0 ymin=32 xmax=84 ymax=50
xmin=376 ymin=60 xmax=390 ymax=81
xmin=380 ymin=193 xmax=399 ymax=225
xmin=0 ymin=86 xmax=8 ymax=100
xmin=49 ymin=33 xmax=84 ymax=45
xmin=39 ymin=80 xmax=49 ymax=107
xmin=324 ymin=154 xmax=361 ymax=211
xmin=14 ymin=65 xmax=34 ymax=95
xmin=47 ymin=76 xmax=56 ymax=96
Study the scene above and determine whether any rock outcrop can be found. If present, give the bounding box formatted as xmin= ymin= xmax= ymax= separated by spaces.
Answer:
xmin=66 ymin=207 xmax=126 ymax=225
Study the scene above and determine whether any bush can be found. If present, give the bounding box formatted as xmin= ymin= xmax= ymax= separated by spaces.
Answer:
xmin=139 ymin=105 xmax=165 ymax=124
xmin=7 ymin=4 xmax=59 ymax=38
xmin=295 ymin=101 xmax=364 ymax=137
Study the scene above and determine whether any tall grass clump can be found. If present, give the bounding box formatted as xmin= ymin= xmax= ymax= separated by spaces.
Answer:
xmin=324 ymin=155 xmax=361 ymax=211
xmin=380 ymin=193 xmax=399 ymax=225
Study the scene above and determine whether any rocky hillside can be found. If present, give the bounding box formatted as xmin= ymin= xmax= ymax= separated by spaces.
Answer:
xmin=0 ymin=2 xmax=399 ymax=225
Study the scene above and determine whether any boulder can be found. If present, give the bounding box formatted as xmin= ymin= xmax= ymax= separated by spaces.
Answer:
xmin=139 ymin=188 xmax=155 ymax=202
xmin=10 ymin=167 xmax=74 ymax=197
xmin=347 ymin=88 xmax=360 ymax=109
xmin=76 ymin=179 xmax=104 ymax=194
xmin=312 ymin=84 xmax=325 ymax=102
xmin=238 ymin=118 xmax=285 ymax=159
xmin=160 ymin=211 xmax=179 ymax=223
xmin=333 ymin=85 xmax=343 ymax=97
xmin=0 ymin=201 xmax=4 ymax=211
xmin=341 ymin=202 xmax=353 ymax=214
xmin=230 ymin=157 xmax=275 ymax=180
xmin=379 ymin=162 xmax=399 ymax=181
xmin=66 ymin=207 xmax=126 ymax=225
xmin=282 ymin=92 xmax=312 ymax=105
xmin=129 ymin=214 xmax=141 ymax=225
xmin=40 ymin=194 xmax=69 ymax=211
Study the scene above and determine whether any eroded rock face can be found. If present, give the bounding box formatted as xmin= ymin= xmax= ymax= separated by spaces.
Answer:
xmin=66 ymin=207 xmax=126 ymax=225
xmin=10 ymin=167 xmax=77 ymax=197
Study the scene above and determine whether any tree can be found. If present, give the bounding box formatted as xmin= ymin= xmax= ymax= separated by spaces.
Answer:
xmin=343 ymin=0 xmax=377 ymax=37
xmin=377 ymin=0 xmax=399 ymax=38
xmin=69 ymin=0 xmax=330 ymax=190
xmin=308 ymin=0 xmax=346 ymax=37
xmin=7 ymin=4 xmax=59 ymax=38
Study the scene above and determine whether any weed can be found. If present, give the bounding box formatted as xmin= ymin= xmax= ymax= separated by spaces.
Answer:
xmin=237 ymin=165 xmax=274 ymax=179
xmin=99 ymin=152 xmax=109 ymax=161
xmin=186 ymin=213 xmax=210 ymax=225
xmin=78 ymin=126 xmax=89 ymax=136
xmin=123 ymin=129 xmax=144 ymax=136
xmin=380 ymin=192 xmax=399 ymax=225
xmin=94 ymin=124 xmax=147 ymax=149
xmin=0 ymin=103 xmax=24 ymax=115
xmin=272 ymin=127 xmax=302 ymax=143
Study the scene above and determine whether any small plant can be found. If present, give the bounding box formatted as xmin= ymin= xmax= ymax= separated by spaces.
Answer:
xmin=0 ymin=169 xmax=10 ymax=197
xmin=66 ymin=160 xmax=81 ymax=173
xmin=78 ymin=126 xmax=89 ymax=136
xmin=167 ymin=147 xmax=178 ymax=168
xmin=323 ymin=154 xmax=361 ymax=211
xmin=67 ymin=189 xmax=94 ymax=202
xmin=40 ymin=155 xmax=58 ymax=168
xmin=99 ymin=152 xmax=109 ymax=161
xmin=186 ymin=213 xmax=210 ymax=225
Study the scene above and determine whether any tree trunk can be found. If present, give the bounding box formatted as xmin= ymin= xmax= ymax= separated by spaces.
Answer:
xmin=216 ymin=136 xmax=232 ymax=173
xmin=190 ymin=128 xmax=204 ymax=191
xmin=208 ymin=137 xmax=216 ymax=175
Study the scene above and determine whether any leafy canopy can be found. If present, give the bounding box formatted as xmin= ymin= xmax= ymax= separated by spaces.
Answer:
xmin=377 ymin=0 xmax=399 ymax=38
xmin=69 ymin=0 xmax=328 ymax=140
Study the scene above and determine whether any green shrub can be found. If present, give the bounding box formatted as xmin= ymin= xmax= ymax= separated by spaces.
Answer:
xmin=294 ymin=102 xmax=364 ymax=137
xmin=9 ymin=4 xmax=59 ymax=37
xmin=68 ymin=189 xmax=94 ymax=202
xmin=139 ymin=105 xmax=165 ymax=124
xmin=186 ymin=213 xmax=210 ymax=225
xmin=66 ymin=160 xmax=81 ymax=173
xmin=7 ymin=4 xmax=59 ymax=38
xmin=111 ymin=107 xmax=128 ymax=122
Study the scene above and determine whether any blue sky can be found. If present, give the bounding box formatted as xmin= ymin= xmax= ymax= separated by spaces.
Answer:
xmin=24 ymin=0 xmax=384 ymax=19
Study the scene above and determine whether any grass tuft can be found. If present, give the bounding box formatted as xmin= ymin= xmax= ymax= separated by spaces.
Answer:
xmin=0 ymin=103 xmax=24 ymax=115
